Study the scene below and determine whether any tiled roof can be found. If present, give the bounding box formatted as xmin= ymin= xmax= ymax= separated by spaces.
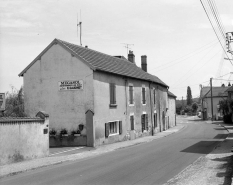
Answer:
xmin=200 ymin=86 xmax=229 ymax=98
xmin=168 ymin=91 xmax=177 ymax=98
xmin=58 ymin=39 xmax=168 ymax=87
xmin=19 ymin=39 xmax=168 ymax=88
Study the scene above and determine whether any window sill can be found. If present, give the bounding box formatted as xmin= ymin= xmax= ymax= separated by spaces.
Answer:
xmin=129 ymin=104 xmax=135 ymax=106
xmin=109 ymin=104 xmax=117 ymax=108
xmin=109 ymin=133 xmax=119 ymax=136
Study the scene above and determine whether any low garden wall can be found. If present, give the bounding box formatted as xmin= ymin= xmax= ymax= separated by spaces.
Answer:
xmin=0 ymin=111 xmax=49 ymax=165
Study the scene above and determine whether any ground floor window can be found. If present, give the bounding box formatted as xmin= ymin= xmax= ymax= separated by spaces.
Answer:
xmin=105 ymin=121 xmax=123 ymax=137
xmin=109 ymin=121 xmax=117 ymax=134
xmin=141 ymin=114 xmax=148 ymax=132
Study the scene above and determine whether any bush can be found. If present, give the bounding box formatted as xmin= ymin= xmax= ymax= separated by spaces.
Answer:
xmin=223 ymin=113 xmax=232 ymax=123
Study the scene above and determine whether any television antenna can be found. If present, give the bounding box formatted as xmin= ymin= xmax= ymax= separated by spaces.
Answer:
xmin=77 ymin=10 xmax=82 ymax=46
xmin=121 ymin=43 xmax=134 ymax=56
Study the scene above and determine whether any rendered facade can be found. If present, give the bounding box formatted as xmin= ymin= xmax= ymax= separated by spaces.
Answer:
xmin=19 ymin=39 xmax=176 ymax=147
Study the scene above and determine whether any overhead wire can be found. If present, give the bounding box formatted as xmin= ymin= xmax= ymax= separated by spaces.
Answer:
xmin=171 ymin=43 xmax=217 ymax=87
xmin=149 ymin=40 xmax=218 ymax=72
xmin=171 ymin=49 xmax=222 ymax=87
xmin=200 ymin=0 xmax=233 ymax=65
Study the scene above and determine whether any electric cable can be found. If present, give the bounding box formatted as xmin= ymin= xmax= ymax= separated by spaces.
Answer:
xmin=200 ymin=0 xmax=233 ymax=65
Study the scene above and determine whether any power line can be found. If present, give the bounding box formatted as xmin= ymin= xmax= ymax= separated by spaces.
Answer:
xmin=199 ymin=0 xmax=233 ymax=65
xmin=171 ymin=43 xmax=217 ymax=87
xmin=172 ymin=49 xmax=222 ymax=87
xmin=150 ymin=40 xmax=218 ymax=72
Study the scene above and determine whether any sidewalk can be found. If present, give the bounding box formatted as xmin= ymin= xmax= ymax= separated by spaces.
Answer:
xmin=165 ymin=121 xmax=233 ymax=185
xmin=0 ymin=124 xmax=185 ymax=179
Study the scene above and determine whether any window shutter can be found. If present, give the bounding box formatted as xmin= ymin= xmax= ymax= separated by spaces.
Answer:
xmin=119 ymin=121 xmax=122 ymax=134
xmin=105 ymin=123 xmax=110 ymax=137
xmin=142 ymin=87 xmax=146 ymax=104
xmin=141 ymin=114 xmax=145 ymax=132
xmin=145 ymin=114 xmax=148 ymax=130
xmin=110 ymin=83 xmax=116 ymax=104
xmin=113 ymin=84 xmax=116 ymax=104
xmin=129 ymin=86 xmax=133 ymax=104
xmin=130 ymin=116 xmax=134 ymax=130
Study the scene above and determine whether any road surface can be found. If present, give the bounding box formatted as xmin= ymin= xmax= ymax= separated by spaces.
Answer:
xmin=1 ymin=116 xmax=228 ymax=185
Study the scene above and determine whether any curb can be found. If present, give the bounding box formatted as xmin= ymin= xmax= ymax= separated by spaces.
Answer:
xmin=0 ymin=125 xmax=185 ymax=179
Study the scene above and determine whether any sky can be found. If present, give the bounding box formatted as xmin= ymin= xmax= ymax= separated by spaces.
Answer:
xmin=0 ymin=0 xmax=233 ymax=100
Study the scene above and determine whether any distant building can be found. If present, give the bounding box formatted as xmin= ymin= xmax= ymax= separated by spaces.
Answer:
xmin=200 ymin=86 xmax=229 ymax=120
xmin=19 ymin=39 xmax=176 ymax=147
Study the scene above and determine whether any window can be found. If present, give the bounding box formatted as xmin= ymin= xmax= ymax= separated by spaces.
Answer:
xmin=141 ymin=114 xmax=148 ymax=132
xmin=130 ymin=115 xmax=134 ymax=130
xmin=109 ymin=121 xmax=117 ymax=134
xmin=129 ymin=85 xmax=134 ymax=104
xmin=105 ymin=121 xmax=122 ymax=137
xmin=153 ymin=89 xmax=156 ymax=105
xmin=142 ymin=87 xmax=146 ymax=104
xmin=109 ymin=83 xmax=116 ymax=105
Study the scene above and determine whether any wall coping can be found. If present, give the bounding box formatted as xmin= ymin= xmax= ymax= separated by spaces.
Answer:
xmin=0 ymin=117 xmax=44 ymax=124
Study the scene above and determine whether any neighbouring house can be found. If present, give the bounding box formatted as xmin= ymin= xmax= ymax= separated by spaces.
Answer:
xmin=200 ymin=86 xmax=229 ymax=120
xmin=168 ymin=91 xmax=176 ymax=128
xmin=226 ymin=85 xmax=233 ymax=100
xmin=19 ymin=38 xmax=176 ymax=147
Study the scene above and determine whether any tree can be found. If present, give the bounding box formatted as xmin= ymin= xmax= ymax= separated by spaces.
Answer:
xmin=191 ymin=102 xmax=198 ymax=113
xmin=176 ymin=104 xmax=182 ymax=114
xmin=1 ymin=86 xmax=27 ymax=117
xmin=186 ymin=86 xmax=192 ymax=106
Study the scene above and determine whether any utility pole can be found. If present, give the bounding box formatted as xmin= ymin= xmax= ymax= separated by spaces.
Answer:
xmin=210 ymin=78 xmax=214 ymax=121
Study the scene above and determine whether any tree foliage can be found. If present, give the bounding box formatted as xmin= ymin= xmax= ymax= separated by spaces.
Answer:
xmin=186 ymin=86 xmax=192 ymax=106
xmin=1 ymin=86 xmax=27 ymax=117
xmin=191 ymin=102 xmax=198 ymax=113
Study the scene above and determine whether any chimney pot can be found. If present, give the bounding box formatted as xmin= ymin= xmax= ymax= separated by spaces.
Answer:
xmin=128 ymin=50 xmax=135 ymax=64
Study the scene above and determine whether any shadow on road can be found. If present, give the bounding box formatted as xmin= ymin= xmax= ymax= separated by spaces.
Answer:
xmin=213 ymin=155 xmax=233 ymax=185
xmin=181 ymin=141 xmax=221 ymax=154
xmin=187 ymin=119 xmax=203 ymax=122
xmin=213 ymin=134 xmax=228 ymax=139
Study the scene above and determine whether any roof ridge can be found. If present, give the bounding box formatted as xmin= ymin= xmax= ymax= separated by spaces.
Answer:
xmin=56 ymin=39 xmax=131 ymax=64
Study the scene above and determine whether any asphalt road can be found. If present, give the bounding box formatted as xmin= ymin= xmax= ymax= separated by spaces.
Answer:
xmin=1 ymin=117 xmax=228 ymax=185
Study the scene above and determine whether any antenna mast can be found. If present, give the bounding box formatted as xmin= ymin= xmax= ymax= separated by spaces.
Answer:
xmin=77 ymin=10 xmax=82 ymax=46
xmin=121 ymin=43 xmax=134 ymax=56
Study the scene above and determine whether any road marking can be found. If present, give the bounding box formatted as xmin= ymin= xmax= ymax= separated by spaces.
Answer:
xmin=50 ymin=147 xmax=84 ymax=156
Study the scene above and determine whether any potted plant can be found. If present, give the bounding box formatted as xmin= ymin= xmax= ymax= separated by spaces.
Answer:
xmin=71 ymin=129 xmax=81 ymax=136
xmin=49 ymin=128 xmax=57 ymax=137
xmin=60 ymin=128 xmax=68 ymax=137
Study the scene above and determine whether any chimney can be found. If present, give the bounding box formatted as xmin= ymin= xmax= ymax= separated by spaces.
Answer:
xmin=128 ymin=50 xmax=135 ymax=64
xmin=141 ymin=55 xmax=147 ymax=72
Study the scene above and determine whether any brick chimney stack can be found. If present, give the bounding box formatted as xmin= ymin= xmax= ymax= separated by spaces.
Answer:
xmin=128 ymin=50 xmax=135 ymax=64
xmin=141 ymin=55 xmax=147 ymax=72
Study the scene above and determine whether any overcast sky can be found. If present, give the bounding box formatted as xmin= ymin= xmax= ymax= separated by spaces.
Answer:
xmin=0 ymin=0 xmax=233 ymax=99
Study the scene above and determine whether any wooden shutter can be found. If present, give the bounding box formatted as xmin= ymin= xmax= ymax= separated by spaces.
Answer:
xmin=110 ymin=83 xmax=116 ymax=104
xmin=119 ymin=121 xmax=122 ymax=134
xmin=105 ymin=123 xmax=110 ymax=137
xmin=142 ymin=87 xmax=146 ymax=104
xmin=130 ymin=116 xmax=134 ymax=130
xmin=154 ymin=113 xmax=157 ymax=128
xmin=141 ymin=114 xmax=145 ymax=132
xmin=145 ymin=114 xmax=148 ymax=130
xmin=129 ymin=86 xmax=133 ymax=104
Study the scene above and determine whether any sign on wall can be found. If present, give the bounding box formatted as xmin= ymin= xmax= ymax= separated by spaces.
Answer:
xmin=0 ymin=93 xmax=6 ymax=111
xmin=58 ymin=80 xmax=83 ymax=91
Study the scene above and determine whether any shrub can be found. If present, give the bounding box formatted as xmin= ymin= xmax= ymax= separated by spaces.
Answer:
xmin=223 ymin=113 xmax=232 ymax=123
